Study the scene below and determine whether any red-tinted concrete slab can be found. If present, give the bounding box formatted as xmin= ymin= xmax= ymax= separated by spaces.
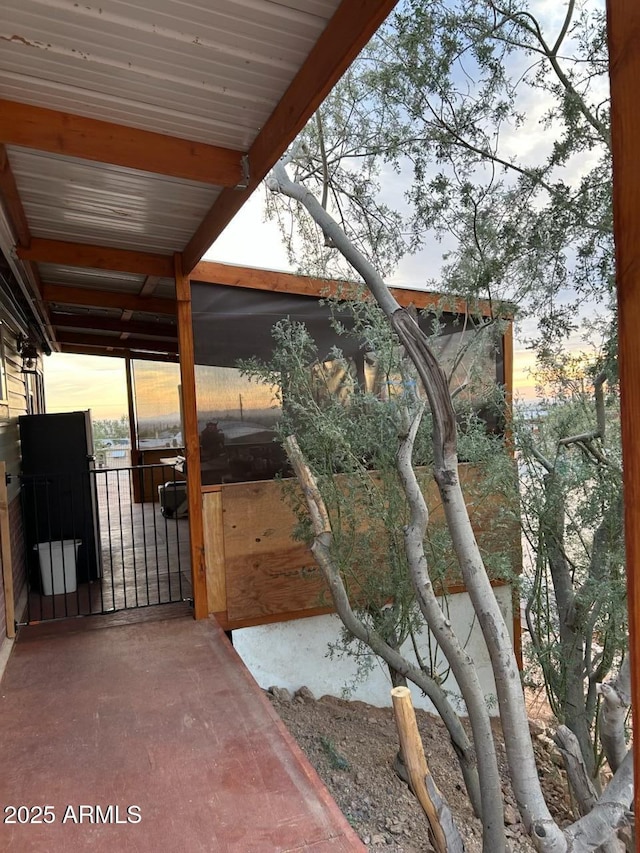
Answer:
xmin=0 ymin=615 xmax=365 ymax=852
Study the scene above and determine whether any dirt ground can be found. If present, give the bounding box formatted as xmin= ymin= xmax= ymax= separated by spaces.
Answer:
xmin=267 ymin=686 xmax=575 ymax=852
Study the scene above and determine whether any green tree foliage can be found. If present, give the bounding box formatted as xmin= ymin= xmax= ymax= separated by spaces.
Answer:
xmin=266 ymin=0 xmax=624 ymax=780
xmin=517 ymin=353 xmax=625 ymax=779
xmin=270 ymin=0 xmax=612 ymax=347
xmin=92 ymin=415 xmax=129 ymax=441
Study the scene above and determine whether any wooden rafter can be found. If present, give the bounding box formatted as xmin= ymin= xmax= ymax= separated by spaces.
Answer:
xmin=119 ymin=277 xmax=163 ymax=329
xmin=139 ymin=276 xmax=161 ymax=297
xmin=50 ymin=312 xmax=176 ymax=339
xmin=17 ymin=237 xmax=492 ymax=316
xmin=0 ymin=99 xmax=244 ymax=187
xmin=42 ymin=282 xmax=176 ymax=316
xmin=18 ymin=239 xmax=174 ymax=278
xmin=56 ymin=330 xmax=178 ymax=354
xmin=182 ymin=0 xmax=401 ymax=272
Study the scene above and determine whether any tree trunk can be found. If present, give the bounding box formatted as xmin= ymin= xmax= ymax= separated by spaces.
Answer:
xmin=542 ymin=471 xmax=594 ymax=779
xmin=268 ymin=158 xmax=633 ymax=853
xmin=387 ymin=310 xmax=564 ymax=848
xmin=563 ymin=751 xmax=633 ymax=852
xmin=553 ymin=726 xmax=625 ymax=853
xmin=397 ymin=406 xmax=507 ymax=850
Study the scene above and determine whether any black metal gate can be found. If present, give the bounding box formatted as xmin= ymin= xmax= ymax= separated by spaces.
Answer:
xmin=19 ymin=463 xmax=192 ymax=623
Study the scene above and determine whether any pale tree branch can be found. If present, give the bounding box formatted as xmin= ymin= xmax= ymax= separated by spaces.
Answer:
xmin=270 ymin=159 xmax=630 ymax=853
xmin=488 ymin=1 xmax=610 ymax=147
xmin=553 ymin=726 xmax=625 ymax=853
xmin=283 ymin=434 xmax=483 ymax=816
xmin=396 ymin=405 xmax=507 ymax=851
xmin=315 ymin=112 xmax=330 ymax=213
xmin=597 ymin=657 xmax=631 ymax=775
xmin=563 ymin=750 xmax=633 ymax=851
xmin=271 ymin=158 xmax=564 ymax=850
xmin=551 ymin=0 xmax=576 ymax=56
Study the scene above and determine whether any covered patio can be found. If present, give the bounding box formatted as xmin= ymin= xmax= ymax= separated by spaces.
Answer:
xmin=0 ymin=3 xmax=400 ymax=848
xmin=0 ymin=610 xmax=362 ymax=851
xmin=1 ymin=0 xmax=640 ymax=840
xmin=0 ymin=0 xmax=401 ymax=624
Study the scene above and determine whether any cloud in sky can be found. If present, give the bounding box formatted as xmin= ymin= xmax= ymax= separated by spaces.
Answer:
xmin=43 ymin=354 xmax=127 ymax=420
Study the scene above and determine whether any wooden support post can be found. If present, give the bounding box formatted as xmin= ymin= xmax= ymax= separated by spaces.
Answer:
xmin=606 ymin=0 xmax=640 ymax=818
xmin=390 ymin=686 xmax=462 ymax=853
xmin=125 ymin=356 xmax=142 ymax=502
xmin=0 ymin=463 xmax=15 ymax=638
xmin=174 ymin=253 xmax=208 ymax=619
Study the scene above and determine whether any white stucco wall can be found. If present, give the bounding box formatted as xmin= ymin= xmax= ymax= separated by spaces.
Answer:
xmin=233 ymin=584 xmax=514 ymax=715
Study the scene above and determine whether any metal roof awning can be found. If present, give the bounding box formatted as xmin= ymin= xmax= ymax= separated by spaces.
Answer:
xmin=0 ymin=0 xmax=399 ymax=359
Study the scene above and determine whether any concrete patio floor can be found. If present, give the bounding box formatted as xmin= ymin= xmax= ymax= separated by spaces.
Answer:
xmin=0 ymin=609 xmax=364 ymax=851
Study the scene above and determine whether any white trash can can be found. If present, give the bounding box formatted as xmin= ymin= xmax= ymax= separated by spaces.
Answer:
xmin=35 ymin=540 xmax=81 ymax=595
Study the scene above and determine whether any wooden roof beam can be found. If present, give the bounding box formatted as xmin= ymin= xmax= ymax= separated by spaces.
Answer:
xmin=50 ymin=312 xmax=176 ymax=339
xmin=0 ymin=100 xmax=245 ymax=187
xmin=56 ymin=330 xmax=178 ymax=354
xmin=192 ymin=259 xmax=501 ymax=318
xmin=182 ymin=0 xmax=400 ymax=272
xmin=42 ymin=282 xmax=176 ymax=316
xmin=18 ymin=238 xmax=497 ymax=316
xmin=123 ymin=277 xmax=160 ymax=325
xmin=18 ymin=238 xmax=174 ymax=278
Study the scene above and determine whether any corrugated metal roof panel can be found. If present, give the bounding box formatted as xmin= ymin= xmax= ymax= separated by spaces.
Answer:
xmin=1 ymin=0 xmax=341 ymax=148
xmin=36 ymin=264 xmax=146 ymax=292
xmin=54 ymin=325 xmax=174 ymax=342
xmin=9 ymin=146 xmax=219 ymax=253
xmin=50 ymin=305 xmax=125 ymax=320
xmin=37 ymin=265 xmax=177 ymax=300
xmin=153 ymin=278 xmax=178 ymax=299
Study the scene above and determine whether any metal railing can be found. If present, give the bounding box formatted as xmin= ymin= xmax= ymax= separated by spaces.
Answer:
xmin=19 ymin=463 xmax=191 ymax=623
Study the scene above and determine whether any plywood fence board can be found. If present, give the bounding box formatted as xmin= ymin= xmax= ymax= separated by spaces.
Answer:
xmin=221 ymin=480 xmax=328 ymax=622
xmin=209 ymin=463 xmax=521 ymax=626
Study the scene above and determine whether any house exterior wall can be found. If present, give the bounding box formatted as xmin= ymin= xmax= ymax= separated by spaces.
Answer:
xmin=0 ymin=323 xmax=27 ymax=504
xmin=0 ymin=298 xmax=45 ymax=639
xmin=9 ymin=495 xmax=26 ymax=611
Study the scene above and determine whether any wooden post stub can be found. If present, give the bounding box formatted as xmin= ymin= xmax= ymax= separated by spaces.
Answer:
xmin=391 ymin=686 xmax=448 ymax=853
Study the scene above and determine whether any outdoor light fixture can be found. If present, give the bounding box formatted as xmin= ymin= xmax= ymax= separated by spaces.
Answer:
xmin=16 ymin=333 xmax=39 ymax=373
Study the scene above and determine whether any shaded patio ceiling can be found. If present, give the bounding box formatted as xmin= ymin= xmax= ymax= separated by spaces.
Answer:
xmin=0 ymin=0 xmax=399 ymax=360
